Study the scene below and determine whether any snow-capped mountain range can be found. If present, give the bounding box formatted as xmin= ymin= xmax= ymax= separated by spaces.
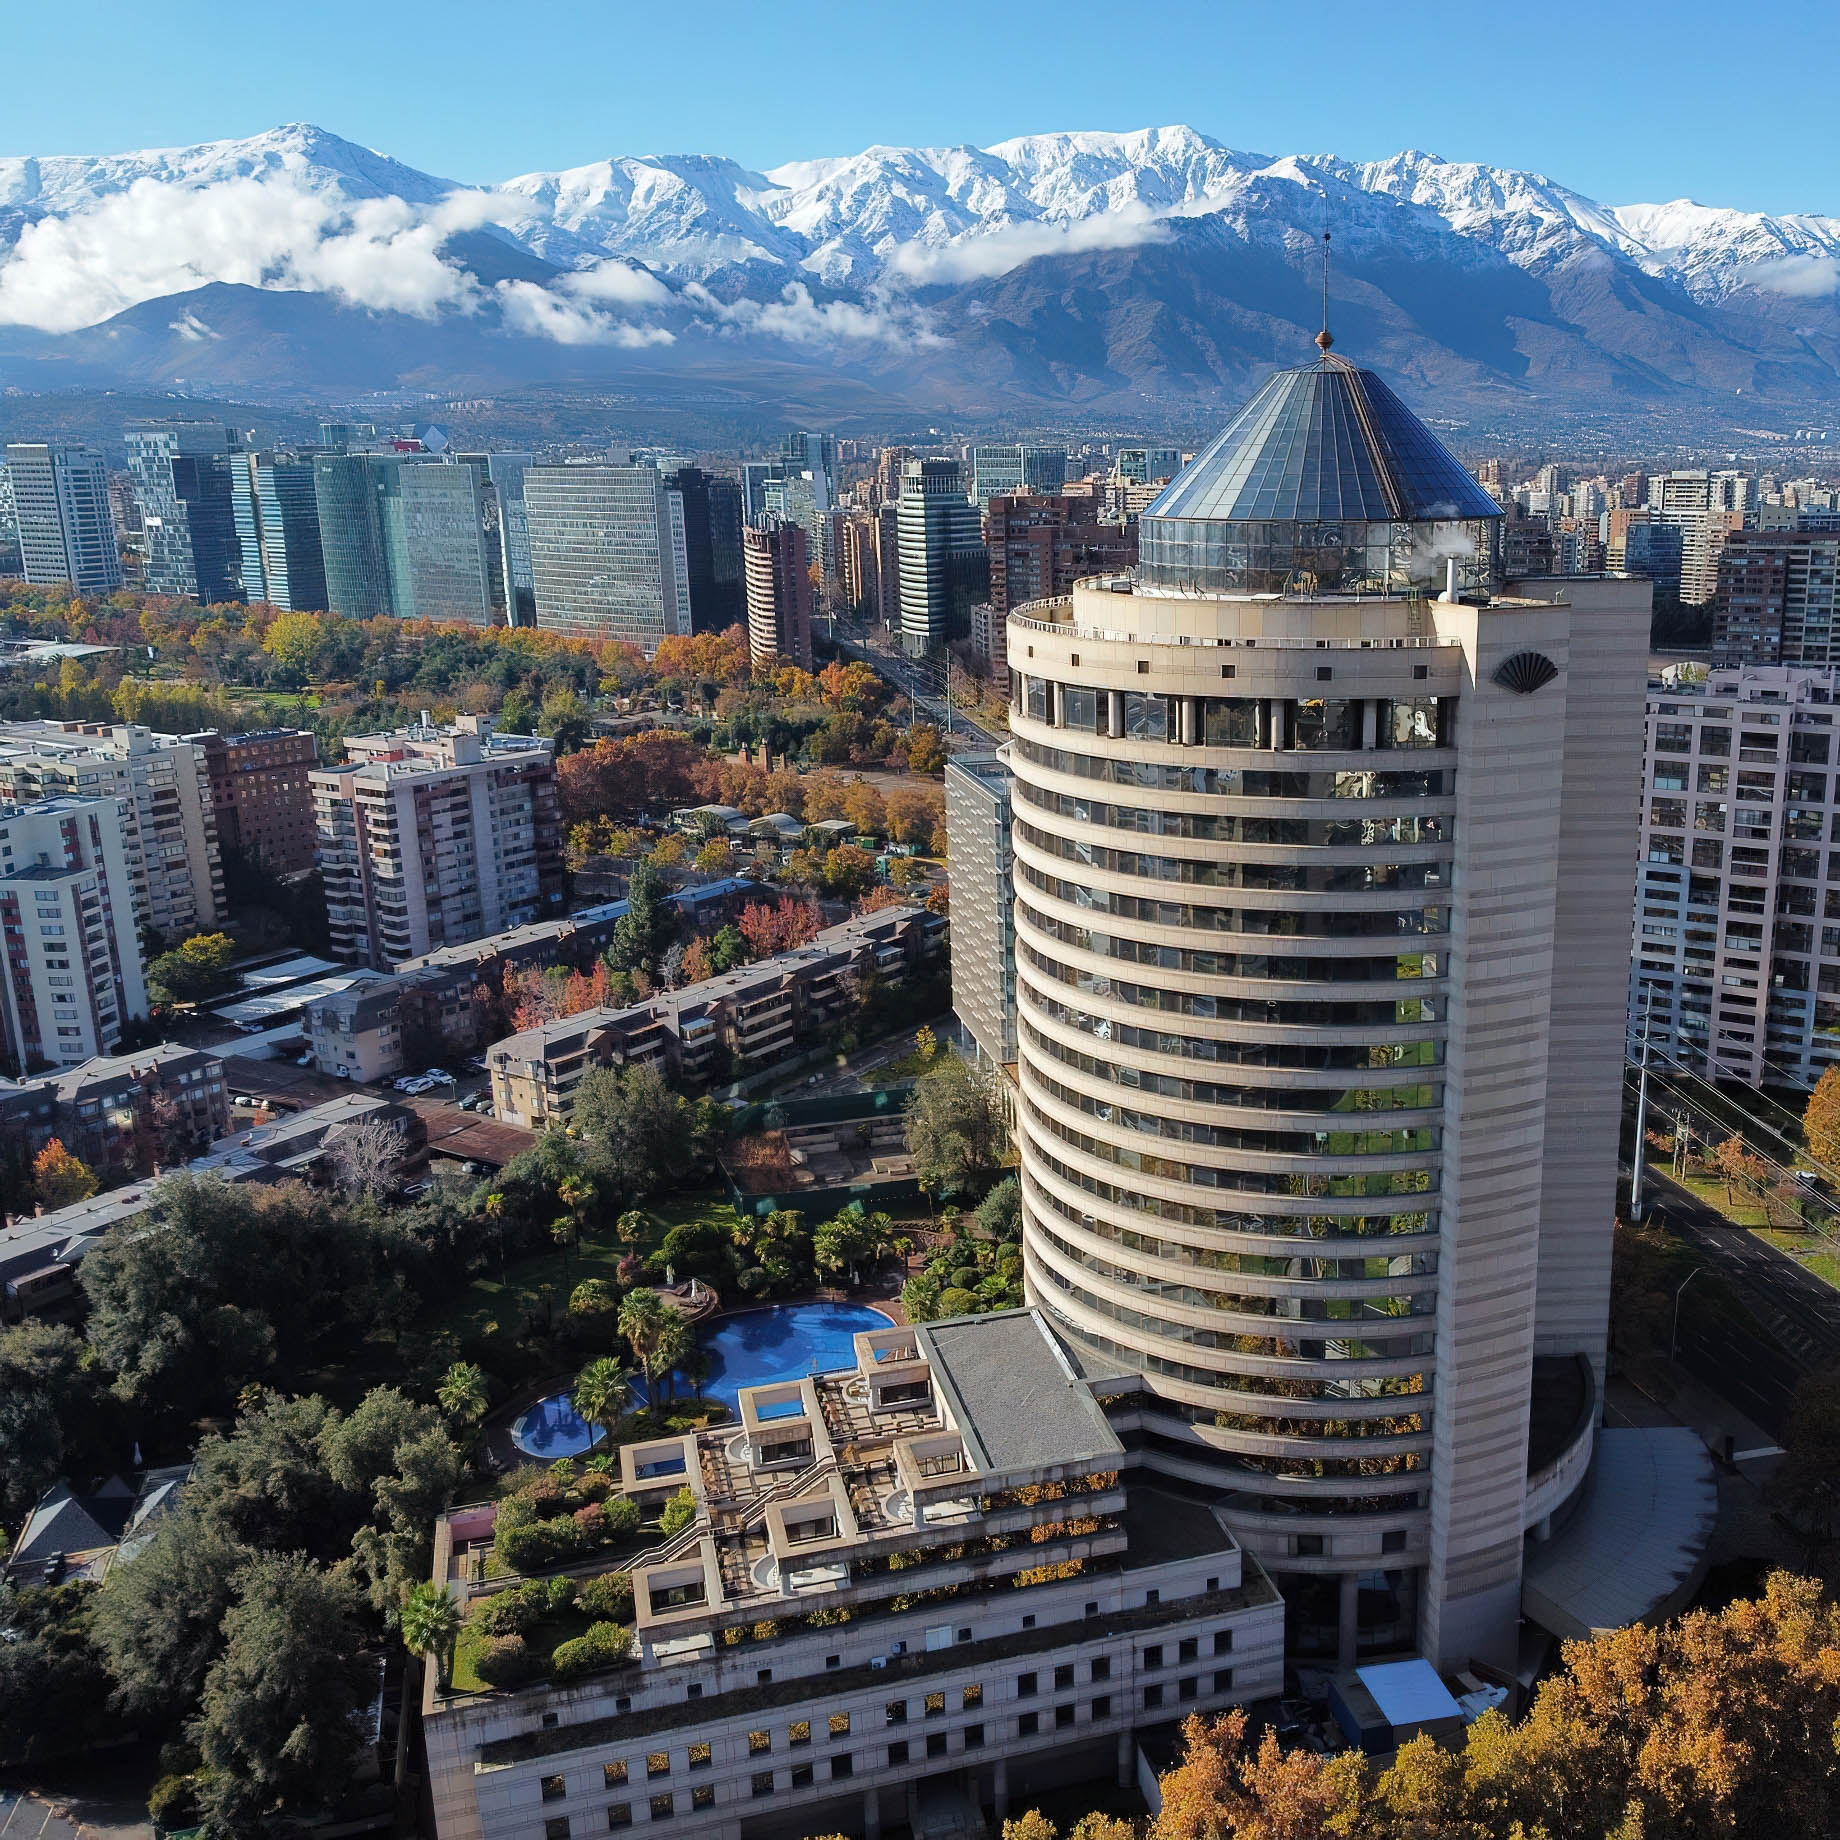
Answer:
xmin=3 ymin=121 xmax=1839 ymax=421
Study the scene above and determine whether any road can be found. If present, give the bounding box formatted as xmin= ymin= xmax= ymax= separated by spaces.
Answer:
xmin=1638 ymin=1165 xmax=1840 ymax=1433
xmin=830 ymin=627 xmax=1006 ymax=749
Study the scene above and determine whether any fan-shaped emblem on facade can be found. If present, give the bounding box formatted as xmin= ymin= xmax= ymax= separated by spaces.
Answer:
xmin=1492 ymin=651 xmax=1558 ymax=694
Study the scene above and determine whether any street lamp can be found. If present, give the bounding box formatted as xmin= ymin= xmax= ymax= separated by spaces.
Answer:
xmin=1669 ymin=1266 xmax=1706 ymax=1367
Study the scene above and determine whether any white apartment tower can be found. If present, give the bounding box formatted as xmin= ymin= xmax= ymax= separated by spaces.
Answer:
xmin=0 ymin=723 xmax=224 ymax=942
xmin=4 ymin=443 xmax=122 ymax=595
xmin=0 ymin=796 xmax=149 ymax=1073
xmin=1632 ymin=663 xmax=1840 ymax=1087
xmin=313 ymin=717 xmax=564 ymax=970
xmin=1005 ymin=352 xmax=1650 ymax=1670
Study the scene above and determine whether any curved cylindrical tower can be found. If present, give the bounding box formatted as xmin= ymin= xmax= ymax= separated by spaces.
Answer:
xmin=1009 ymin=354 xmax=1649 ymax=1669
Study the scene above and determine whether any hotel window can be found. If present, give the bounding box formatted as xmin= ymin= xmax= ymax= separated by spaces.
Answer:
xmin=831 ymin=1756 xmax=853 ymax=1782
xmin=545 ymin=1824 xmax=570 ymax=1840
xmin=648 ymin=1796 xmax=673 ymax=1821
xmin=925 ymin=1693 xmax=946 ymax=1717
xmin=927 ymin=1733 xmax=948 ymax=1759
xmin=1018 ymin=1712 xmax=1039 ymax=1737
xmin=1091 ymin=1657 xmax=1111 ymax=1681
xmin=542 ymin=1777 xmax=568 ymax=1804
xmin=1093 ymin=1695 xmax=1112 ymax=1720
xmin=829 ymin=1714 xmax=850 ymax=1740
xmin=791 ymin=1766 xmax=813 ymax=1789
xmin=1017 ymin=1672 xmax=1038 ymax=1698
xmin=688 ymin=1744 xmax=710 ymax=1772
xmin=788 ymin=1722 xmax=810 ymax=1748
xmin=604 ymin=1764 xmax=628 ymax=1789
xmin=606 ymin=1806 xmax=632 ymax=1829
xmin=691 ymin=1787 xmax=714 ymax=1811
xmin=747 ymin=1732 xmax=770 ymax=1755
xmin=1144 ymin=1685 xmax=1165 ymax=1710
xmin=888 ymin=1742 xmax=909 ymax=1766
xmin=750 ymin=1774 xmax=773 ymax=1799
xmin=646 ymin=1755 xmax=670 ymax=1780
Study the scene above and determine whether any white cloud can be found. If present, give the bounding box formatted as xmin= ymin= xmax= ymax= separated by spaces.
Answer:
xmin=883 ymin=204 xmax=1172 ymax=286
xmin=682 ymin=280 xmax=940 ymax=348
xmin=562 ymin=259 xmax=675 ymax=308
xmin=1745 ymin=254 xmax=1840 ymax=298
xmin=0 ymin=170 xmax=927 ymax=352
xmin=0 ymin=175 xmax=500 ymax=330
xmin=167 ymin=309 xmax=220 ymax=342
xmin=493 ymin=279 xmax=676 ymax=347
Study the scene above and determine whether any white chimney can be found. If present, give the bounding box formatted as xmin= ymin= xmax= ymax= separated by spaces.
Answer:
xmin=1440 ymin=557 xmax=1460 ymax=603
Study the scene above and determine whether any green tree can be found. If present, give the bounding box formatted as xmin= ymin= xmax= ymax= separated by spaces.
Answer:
xmin=973 ymin=1176 xmax=1023 ymax=1243
xmin=904 ymin=1053 xmax=1008 ymax=1200
xmin=191 ymin=1555 xmax=373 ymax=1837
xmin=606 ymin=853 xmax=669 ymax=973
xmin=572 ymin=1356 xmax=633 ymax=1452
xmin=145 ymin=931 xmax=238 ymax=1007
xmin=436 ymin=1360 xmax=491 ymax=1428
xmin=89 ymin=1506 xmax=247 ymax=1722
xmin=813 ymin=1203 xmax=879 ymax=1285
xmin=573 ymin=1063 xmax=721 ymax=1209
xmin=400 ymin=1579 xmax=462 ymax=1692
xmin=318 ymin=1387 xmax=461 ymax=1617
xmin=537 ymin=686 xmax=592 ymax=754
xmin=657 ymin=1487 xmax=697 ymax=1538
xmin=0 ymin=1320 xmax=109 ymax=1522
xmin=0 ymin=1581 xmax=115 ymax=1766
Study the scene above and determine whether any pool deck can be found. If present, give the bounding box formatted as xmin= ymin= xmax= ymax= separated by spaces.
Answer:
xmin=484 ymin=1287 xmax=905 ymax=1474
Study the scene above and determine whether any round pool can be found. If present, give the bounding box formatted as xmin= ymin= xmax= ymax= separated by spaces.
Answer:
xmin=508 ymin=1300 xmax=894 ymax=1458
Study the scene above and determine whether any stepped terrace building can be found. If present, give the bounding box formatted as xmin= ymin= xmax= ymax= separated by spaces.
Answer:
xmin=422 ymin=1309 xmax=1283 ymax=1840
xmin=1003 ymin=351 xmax=1652 ymax=1671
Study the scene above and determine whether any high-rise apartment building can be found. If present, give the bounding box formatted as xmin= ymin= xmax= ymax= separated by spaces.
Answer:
xmin=971 ymin=445 xmax=1067 ymax=505
xmin=840 ymin=514 xmax=880 ymax=619
xmin=667 ymin=466 xmax=744 ymax=633
xmin=875 ymin=503 xmax=902 ymax=629
xmin=0 ymin=723 xmax=223 ymax=941
xmin=313 ymin=717 xmax=563 ymax=969
xmin=944 ymin=753 xmax=1017 ymax=1067
xmin=897 ymin=460 xmax=986 ymax=658
xmin=189 ymin=728 xmax=320 ymax=874
xmin=742 ymin=521 xmax=813 ymax=670
xmin=0 ymin=796 xmax=149 ymax=1073
xmin=1632 ymin=663 xmax=1840 ymax=1087
xmin=985 ymin=495 xmax=1135 ymax=616
xmin=5 ymin=444 xmax=122 ymax=595
xmin=231 ymin=454 xmax=327 ymax=611
xmin=124 ymin=421 xmax=243 ymax=603
xmin=1649 ymin=470 xmax=1748 ymax=607
xmin=524 ymin=465 xmax=692 ymax=654
xmin=1004 ymin=352 xmax=1649 ymax=1669
xmin=1712 ymin=530 xmax=1840 ymax=665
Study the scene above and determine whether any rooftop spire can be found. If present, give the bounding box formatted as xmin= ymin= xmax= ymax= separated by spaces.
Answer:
xmin=1316 ymin=230 xmax=1333 ymax=353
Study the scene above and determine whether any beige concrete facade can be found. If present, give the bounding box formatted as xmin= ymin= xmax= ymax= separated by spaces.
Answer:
xmin=1007 ymin=567 xmax=1647 ymax=1671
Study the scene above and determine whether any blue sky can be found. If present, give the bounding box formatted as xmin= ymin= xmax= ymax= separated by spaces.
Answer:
xmin=8 ymin=0 xmax=1836 ymax=216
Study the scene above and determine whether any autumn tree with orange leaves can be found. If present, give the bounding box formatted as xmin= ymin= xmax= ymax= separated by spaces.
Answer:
xmin=1011 ymin=1571 xmax=1840 ymax=1840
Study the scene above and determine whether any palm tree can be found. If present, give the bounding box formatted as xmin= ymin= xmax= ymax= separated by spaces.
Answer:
xmin=573 ymin=1355 xmax=634 ymax=1452
xmin=617 ymin=1288 xmax=671 ymax=1407
xmin=652 ymin=1310 xmax=693 ymax=1404
xmin=400 ymin=1580 xmax=461 ymax=1692
xmin=437 ymin=1361 xmax=491 ymax=1429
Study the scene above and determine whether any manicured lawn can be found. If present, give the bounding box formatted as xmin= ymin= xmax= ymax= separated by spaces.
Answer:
xmin=421 ymin=1194 xmax=748 ymax=1345
xmin=1675 ymin=1170 xmax=1773 ymax=1228
xmin=1755 ymin=1227 xmax=1840 ymax=1290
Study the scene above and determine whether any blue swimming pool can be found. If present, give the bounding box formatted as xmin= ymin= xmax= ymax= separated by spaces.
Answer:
xmin=509 ymin=1300 xmax=894 ymax=1458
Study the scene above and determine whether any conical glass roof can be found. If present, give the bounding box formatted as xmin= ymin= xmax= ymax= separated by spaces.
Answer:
xmin=1145 ymin=355 xmax=1501 ymax=527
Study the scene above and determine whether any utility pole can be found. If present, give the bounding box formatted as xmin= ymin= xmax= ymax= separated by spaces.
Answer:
xmin=1631 ymin=991 xmax=1654 ymax=1221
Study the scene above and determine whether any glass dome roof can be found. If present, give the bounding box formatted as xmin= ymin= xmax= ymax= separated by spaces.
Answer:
xmin=1145 ymin=355 xmax=1502 ymax=527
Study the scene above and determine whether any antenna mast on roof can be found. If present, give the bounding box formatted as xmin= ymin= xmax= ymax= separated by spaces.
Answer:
xmin=1316 ymin=230 xmax=1333 ymax=354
